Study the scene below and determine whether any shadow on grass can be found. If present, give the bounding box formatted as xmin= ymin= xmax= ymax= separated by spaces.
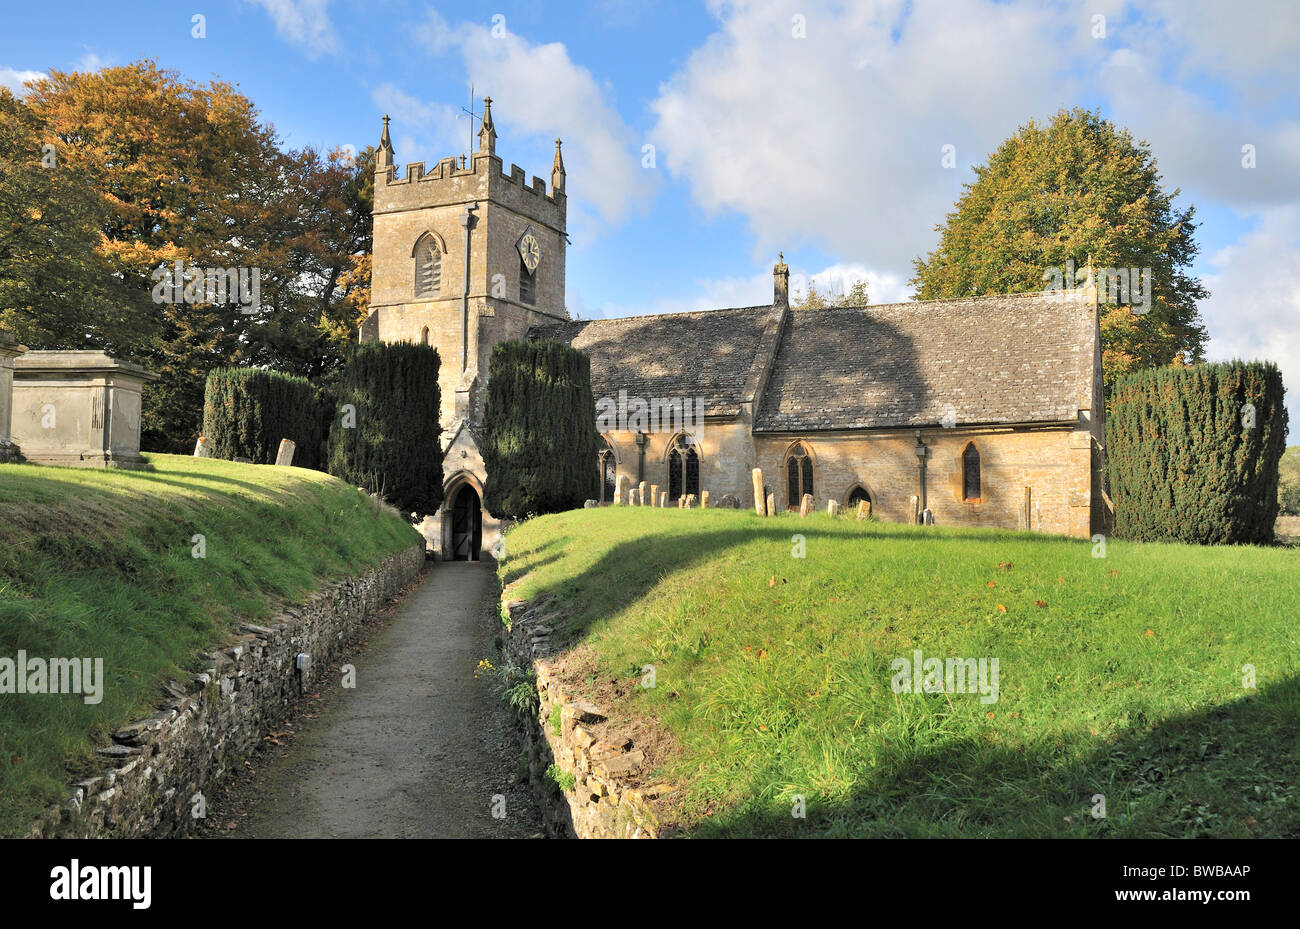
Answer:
xmin=680 ymin=674 xmax=1300 ymax=838
xmin=509 ymin=514 xmax=1085 ymax=642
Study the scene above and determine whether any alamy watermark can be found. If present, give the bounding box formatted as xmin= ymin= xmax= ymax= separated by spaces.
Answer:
xmin=595 ymin=389 xmax=706 ymax=437
xmin=0 ymin=651 xmax=104 ymax=704
xmin=1042 ymin=259 xmax=1151 ymax=314
xmin=890 ymin=649 xmax=1000 ymax=704
xmin=151 ymin=260 xmax=260 ymax=314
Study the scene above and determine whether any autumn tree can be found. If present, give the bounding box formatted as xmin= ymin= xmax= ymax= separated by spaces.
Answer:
xmin=19 ymin=61 xmax=376 ymax=451
xmin=911 ymin=108 xmax=1208 ymax=385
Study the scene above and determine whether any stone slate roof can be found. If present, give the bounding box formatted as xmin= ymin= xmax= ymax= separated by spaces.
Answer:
xmin=531 ymin=304 xmax=783 ymax=417
xmin=753 ymin=291 xmax=1096 ymax=432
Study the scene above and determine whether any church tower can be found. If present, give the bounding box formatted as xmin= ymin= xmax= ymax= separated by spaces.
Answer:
xmin=362 ymin=100 xmax=569 ymax=559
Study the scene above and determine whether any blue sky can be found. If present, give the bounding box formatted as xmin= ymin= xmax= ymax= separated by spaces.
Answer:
xmin=3 ymin=0 xmax=1299 ymax=438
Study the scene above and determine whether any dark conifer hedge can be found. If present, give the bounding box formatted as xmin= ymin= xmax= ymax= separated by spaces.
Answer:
xmin=326 ymin=341 xmax=442 ymax=518
xmin=482 ymin=339 xmax=599 ymax=520
xmin=1107 ymin=361 xmax=1288 ymax=544
xmin=201 ymin=368 xmax=326 ymax=469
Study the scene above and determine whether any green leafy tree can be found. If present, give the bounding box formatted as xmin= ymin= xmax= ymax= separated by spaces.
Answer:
xmin=481 ymin=340 xmax=599 ymax=520
xmin=0 ymin=89 xmax=144 ymax=353
xmin=912 ymin=108 xmax=1208 ymax=386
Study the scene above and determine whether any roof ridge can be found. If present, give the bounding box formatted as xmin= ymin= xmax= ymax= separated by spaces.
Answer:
xmin=540 ymin=303 xmax=776 ymax=327
xmin=801 ymin=289 xmax=1089 ymax=314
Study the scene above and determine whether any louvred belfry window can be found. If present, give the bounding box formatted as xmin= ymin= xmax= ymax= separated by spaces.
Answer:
xmin=415 ymin=238 xmax=441 ymax=297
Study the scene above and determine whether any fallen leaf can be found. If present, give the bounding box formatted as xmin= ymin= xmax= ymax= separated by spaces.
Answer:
xmin=769 ymin=575 xmax=776 ymax=587
xmin=996 ymin=604 xmax=1007 ymax=613
xmin=1035 ymin=600 xmax=1047 ymax=608
xmin=985 ymin=711 xmax=995 ymax=718
xmin=987 ymin=580 xmax=997 ymax=588
xmin=1144 ymin=629 xmax=1155 ymax=637
xmin=1058 ymin=577 xmax=1066 ymax=584
xmin=1244 ymin=816 xmax=1259 ymax=829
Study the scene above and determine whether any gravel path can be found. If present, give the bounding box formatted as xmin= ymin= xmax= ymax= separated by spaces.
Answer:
xmin=207 ymin=561 xmax=542 ymax=839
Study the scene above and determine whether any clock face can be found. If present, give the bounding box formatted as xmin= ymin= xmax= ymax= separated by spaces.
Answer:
xmin=518 ymin=231 xmax=541 ymax=272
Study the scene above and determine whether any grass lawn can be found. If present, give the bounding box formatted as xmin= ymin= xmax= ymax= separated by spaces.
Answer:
xmin=500 ymin=507 xmax=1300 ymax=838
xmin=0 ymin=454 xmax=421 ymax=837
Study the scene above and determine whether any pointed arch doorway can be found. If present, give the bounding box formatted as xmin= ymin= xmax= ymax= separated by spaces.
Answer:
xmin=449 ymin=483 xmax=483 ymax=561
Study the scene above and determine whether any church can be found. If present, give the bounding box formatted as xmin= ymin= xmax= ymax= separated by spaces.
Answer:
xmin=360 ymin=103 xmax=1109 ymax=560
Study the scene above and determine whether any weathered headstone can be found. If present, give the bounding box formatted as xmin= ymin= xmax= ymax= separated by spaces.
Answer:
xmin=922 ymin=507 xmax=934 ymax=525
xmin=799 ymin=493 xmax=813 ymax=517
xmin=827 ymin=500 xmax=841 ymax=517
xmin=629 ymin=488 xmax=639 ymax=506
xmin=0 ymin=330 xmax=27 ymax=463
xmin=638 ymin=481 xmax=648 ymax=507
xmin=615 ymin=475 xmax=628 ymax=505
xmin=752 ymin=468 xmax=765 ymax=515
xmin=584 ymin=499 xmax=599 ymax=508
xmin=910 ymin=495 xmax=920 ymax=525
xmin=193 ymin=436 xmax=212 ymax=458
xmin=685 ymin=493 xmax=696 ymax=509
xmin=718 ymin=493 xmax=740 ymax=509
xmin=677 ymin=494 xmax=685 ymax=509
xmin=650 ymin=484 xmax=659 ymax=509
xmin=856 ymin=499 xmax=870 ymax=520
xmin=659 ymin=491 xmax=667 ymax=508
xmin=767 ymin=492 xmax=776 ymax=516
xmin=700 ymin=490 xmax=710 ymax=509
xmin=275 ymin=438 xmax=296 ymax=467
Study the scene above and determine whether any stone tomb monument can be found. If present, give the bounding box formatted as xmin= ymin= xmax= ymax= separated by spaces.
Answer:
xmin=9 ymin=351 xmax=158 ymax=469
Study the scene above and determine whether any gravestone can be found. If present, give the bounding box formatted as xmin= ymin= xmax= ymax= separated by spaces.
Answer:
xmin=275 ymin=438 xmax=296 ymax=467
xmin=629 ymin=488 xmax=639 ymax=506
xmin=659 ymin=492 xmax=667 ymax=508
xmin=799 ymin=493 xmax=813 ymax=517
xmin=0 ymin=331 xmax=27 ymax=463
xmin=638 ymin=481 xmax=648 ymax=507
xmin=193 ymin=436 xmax=212 ymax=458
xmin=856 ymin=499 xmax=871 ymax=520
xmin=701 ymin=490 xmax=710 ymax=509
xmin=10 ymin=351 xmax=158 ymax=469
xmin=650 ymin=484 xmax=659 ymax=509
xmin=767 ymin=492 xmax=776 ymax=516
xmin=752 ymin=468 xmax=765 ymax=515
xmin=827 ymin=500 xmax=842 ymax=517
xmin=584 ymin=499 xmax=598 ymax=508
xmin=615 ymin=475 xmax=628 ymax=505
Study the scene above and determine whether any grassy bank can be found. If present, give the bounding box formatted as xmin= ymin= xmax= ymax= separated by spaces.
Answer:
xmin=500 ymin=507 xmax=1300 ymax=837
xmin=0 ymin=454 xmax=421 ymax=836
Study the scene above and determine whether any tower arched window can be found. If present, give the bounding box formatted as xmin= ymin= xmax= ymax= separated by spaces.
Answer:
xmin=415 ymin=236 xmax=442 ymax=297
xmin=785 ymin=443 xmax=814 ymax=508
xmin=667 ymin=434 xmax=700 ymax=502
xmin=598 ymin=438 xmax=616 ymax=503
xmin=962 ymin=443 xmax=981 ymax=502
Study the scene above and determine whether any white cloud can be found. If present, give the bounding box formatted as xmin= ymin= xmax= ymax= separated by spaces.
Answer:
xmin=647 ymin=0 xmax=1300 ymax=276
xmin=245 ymin=0 xmax=338 ymax=58
xmin=0 ymin=67 xmax=46 ymax=96
xmin=404 ymin=9 xmax=654 ymax=235
xmin=1201 ymin=207 xmax=1300 ymax=439
xmin=76 ymin=52 xmax=107 ymax=73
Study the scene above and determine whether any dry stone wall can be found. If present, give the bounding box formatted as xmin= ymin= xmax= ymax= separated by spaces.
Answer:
xmin=28 ymin=544 xmax=425 ymax=838
xmin=503 ymin=596 xmax=671 ymax=839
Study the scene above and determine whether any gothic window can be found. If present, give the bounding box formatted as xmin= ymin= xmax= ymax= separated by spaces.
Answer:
xmin=415 ymin=237 xmax=442 ymax=297
xmin=785 ymin=443 xmax=814 ymax=508
xmin=598 ymin=438 xmax=616 ymax=503
xmin=848 ymin=486 xmax=871 ymax=507
xmin=667 ymin=435 xmax=700 ymax=502
xmin=519 ymin=256 xmax=536 ymax=305
xmin=962 ymin=443 xmax=981 ymax=502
